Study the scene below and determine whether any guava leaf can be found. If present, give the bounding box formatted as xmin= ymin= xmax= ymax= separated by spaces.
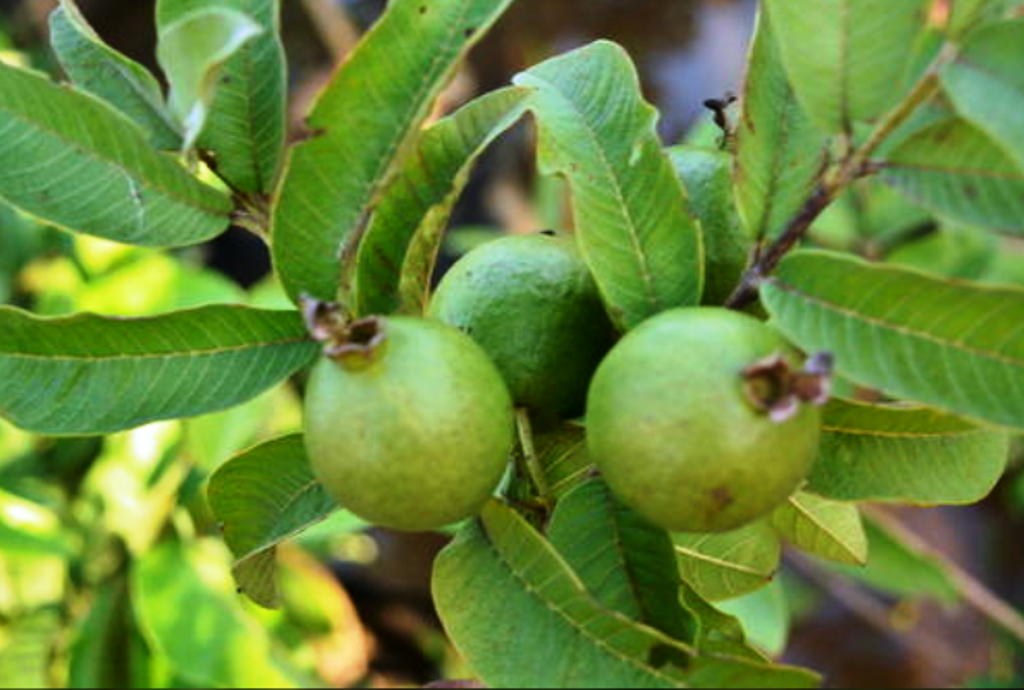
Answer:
xmin=811 ymin=398 xmax=1009 ymax=504
xmin=156 ymin=5 xmax=263 ymax=149
xmin=49 ymin=0 xmax=181 ymax=149
xmin=132 ymin=540 xmax=307 ymax=687
xmin=762 ymin=249 xmax=1024 ymax=431
xmin=158 ymin=0 xmax=286 ymax=193
xmin=764 ymin=0 xmax=931 ymax=133
xmin=0 ymin=62 xmax=232 ymax=246
xmin=882 ymin=118 xmax=1024 ymax=234
xmin=432 ymin=501 xmax=819 ymax=689
xmin=548 ymin=478 xmax=698 ymax=642
xmin=716 ymin=582 xmax=790 ymax=659
xmin=674 ymin=521 xmax=782 ymax=602
xmin=771 ymin=492 xmax=868 ymax=566
xmin=733 ymin=9 xmax=826 ymax=241
xmin=941 ymin=19 xmax=1024 ymax=176
xmin=0 ymin=306 xmax=318 ymax=435
xmin=353 ymin=87 xmax=530 ymax=316
xmin=536 ymin=421 xmax=591 ymax=499
xmin=272 ymin=0 xmax=515 ymax=303
xmin=208 ymin=434 xmax=347 ymax=608
xmin=67 ymin=579 xmax=133 ymax=688
xmin=667 ymin=146 xmax=752 ymax=306
xmin=0 ymin=611 xmax=62 ymax=689
xmin=515 ymin=41 xmax=704 ymax=330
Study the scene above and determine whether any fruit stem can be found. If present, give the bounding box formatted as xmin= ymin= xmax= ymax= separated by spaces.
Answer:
xmin=515 ymin=408 xmax=553 ymax=508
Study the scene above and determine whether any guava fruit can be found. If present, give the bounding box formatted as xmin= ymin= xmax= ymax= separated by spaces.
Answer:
xmin=303 ymin=315 xmax=515 ymax=532
xmin=429 ymin=232 xmax=616 ymax=421
xmin=586 ymin=307 xmax=823 ymax=533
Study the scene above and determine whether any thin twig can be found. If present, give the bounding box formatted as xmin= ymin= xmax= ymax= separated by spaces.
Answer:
xmin=864 ymin=506 xmax=1024 ymax=645
xmin=724 ymin=58 xmax=946 ymax=310
xmin=515 ymin=408 xmax=553 ymax=507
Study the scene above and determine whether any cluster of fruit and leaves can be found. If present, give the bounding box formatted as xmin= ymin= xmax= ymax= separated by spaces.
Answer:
xmin=1 ymin=0 xmax=1023 ymax=686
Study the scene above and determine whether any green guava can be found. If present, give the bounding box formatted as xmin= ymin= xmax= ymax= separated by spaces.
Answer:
xmin=429 ymin=233 xmax=616 ymax=421
xmin=303 ymin=316 xmax=515 ymax=532
xmin=586 ymin=307 xmax=821 ymax=533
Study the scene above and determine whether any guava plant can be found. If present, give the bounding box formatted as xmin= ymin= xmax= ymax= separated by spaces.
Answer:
xmin=1 ymin=0 xmax=1023 ymax=686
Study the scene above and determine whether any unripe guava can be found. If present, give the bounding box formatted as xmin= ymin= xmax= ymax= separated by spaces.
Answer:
xmin=586 ymin=308 xmax=821 ymax=533
xmin=429 ymin=233 xmax=616 ymax=421
xmin=304 ymin=316 xmax=514 ymax=532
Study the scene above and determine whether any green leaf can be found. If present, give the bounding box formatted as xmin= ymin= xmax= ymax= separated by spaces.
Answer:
xmin=771 ymin=492 xmax=868 ymax=566
xmin=0 ymin=62 xmax=232 ymax=246
xmin=716 ymin=581 xmax=790 ymax=658
xmin=548 ymin=478 xmax=697 ymax=642
xmin=678 ymin=583 xmax=764 ymax=661
xmin=829 ymin=518 xmax=958 ymax=603
xmin=159 ymin=0 xmax=287 ymax=193
xmin=132 ymin=540 xmax=306 ymax=687
xmin=68 ymin=579 xmax=133 ymax=689
xmin=272 ymin=0 xmax=515 ymax=303
xmin=353 ymin=87 xmax=530 ymax=316
xmin=536 ymin=421 xmax=591 ymax=499
xmin=674 ymin=521 xmax=782 ymax=602
xmin=764 ymin=0 xmax=931 ymax=133
xmin=0 ymin=488 xmax=73 ymax=557
xmin=762 ymin=249 xmax=1024 ymax=430
xmin=0 ymin=305 xmax=317 ymax=435
xmin=810 ymin=397 xmax=1009 ymax=504
xmin=734 ymin=9 xmax=826 ymax=240
xmin=156 ymin=5 xmax=263 ymax=148
xmin=882 ymin=118 xmax=1024 ymax=234
xmin=433 ymin=502 xmax=818 ymax=689
xmin=0 ymin=611 xmax=62 ymax=689
xmin=49 ymin=0 xmax=181 ymax=149
xmin=208 ymin=434 xmax=344 ymax=608
xmin=941 ymin=18 xmax=1024 ymax=176
xmin=667 ymin=146 xmax=752 ymax=306
xmin=515 ymin=41 xmax=704 ymax=330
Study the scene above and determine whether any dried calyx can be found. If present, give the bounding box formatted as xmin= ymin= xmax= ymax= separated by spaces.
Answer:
xmin=742 ymin=351 xmax=834 ymax=423
xmin=301 ymin=296 xmax=388 ymax=369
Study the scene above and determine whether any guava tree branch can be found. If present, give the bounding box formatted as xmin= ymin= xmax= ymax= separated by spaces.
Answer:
xmin=725 ymin=60 xmax=946 ymax=311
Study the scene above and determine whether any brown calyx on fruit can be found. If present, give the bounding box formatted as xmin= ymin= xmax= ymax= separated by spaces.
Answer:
xmin=301 ymin=296 xmax=388 ymax=370
xmin=742 ymin=351 xmax=834 ymax=423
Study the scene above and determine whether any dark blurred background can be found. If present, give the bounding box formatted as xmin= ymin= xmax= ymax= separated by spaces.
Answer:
xmin=0 ymin=1 xmax=1021 ymax=688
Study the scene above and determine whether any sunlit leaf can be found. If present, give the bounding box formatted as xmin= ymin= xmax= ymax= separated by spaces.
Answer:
xmin=771 ymin=492 xmax=868 ymax=566
xmin=354 ymin=87 xmax=530 ymax=316
xmin=50 ymin=0 xmax=181 ymax=149
xmin=764 ymin=0 xmax=931 ymax=133
xmin=882 ymin=118 xmax=1024 ymax=234
xmin=0 ymin=62 xmax=232 ymax=246
xmin=208 ymin=435 xmax=344 ymax=608
xmin=272 ymin=0 xmax=515 ymax=303
xmin=0 ymin=306 xmax=317 ymax=435
xmin=763 ymin=250 xmax=1024 ymax=430
xmin=734 ymin=9 xmax=826 ymax=241
xmin=811 ymin=398 xmax=1009 ymax=504
xmin=159 ymin=0 xmax=286 ymax=192
xmin=515 ymin=41 xmax=704 ymax=330
xmin=156 ymin=4 xmax=263 ymax=148
xmin=548 ymin=478 xmax=697 ymax=642
xmin=433 ymin=502 xmax=819 ymax=688
xmin=941 ymin=18 xmax=1024 ymax=176
xmin=674 ymin=521 xmax=781 ymax=602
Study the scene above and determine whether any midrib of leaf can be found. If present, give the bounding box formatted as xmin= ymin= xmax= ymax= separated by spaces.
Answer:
xmin=673 ymin=545 xmax=769 ymax=579
xmin=524 ymin=76 xmax=661 ymax=314
xmin=0 ymin=93 xmax=223 ymax=216
xmin=482 ymin=514 xmax=691 ymax=685
xmin=839 ymin=0 xmax=852 ymax=132
xmin=232 ymin=479 xmax=328 ymax=564
xmin=3 ymin=336 xmax=310 ymax=362
xmin=785 ymin=496 xmax=861 ymax=562
xmin=822 ymin=424 xmax=992 ymax=439
xmin=767 ymin=277 xmax=1024 ymax=369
